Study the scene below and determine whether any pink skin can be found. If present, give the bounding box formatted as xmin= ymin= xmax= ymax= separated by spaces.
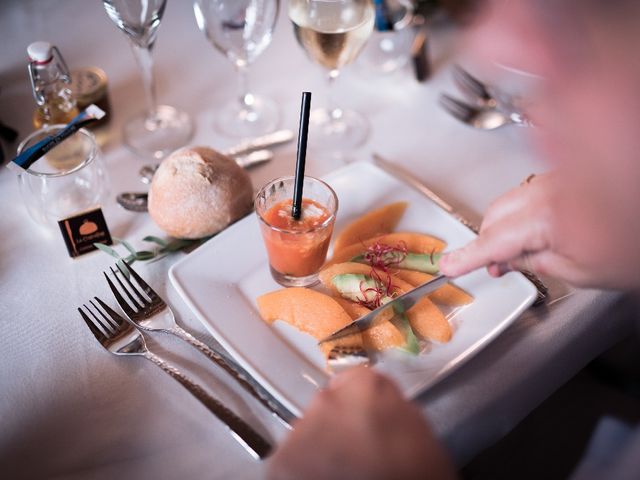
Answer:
xmin=267 ymin=367 xmax=456 ymax=480
xmin=440 ymin=0 xmax=640 ymax=291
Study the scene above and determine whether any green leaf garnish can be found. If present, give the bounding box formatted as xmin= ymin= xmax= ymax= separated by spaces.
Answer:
xmin=94 ymin=235 xmax=211 ymax=265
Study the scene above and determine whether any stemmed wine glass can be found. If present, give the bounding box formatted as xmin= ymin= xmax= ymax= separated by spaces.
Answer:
xmin=194 ymin=0 xmax=280 ymax=138
xmin=289 ymin=0 xmax=374 ymax=151
xmin=103 ymin=0 xmax=194 ymax=159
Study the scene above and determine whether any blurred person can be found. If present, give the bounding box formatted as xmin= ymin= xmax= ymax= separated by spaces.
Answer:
xmin=267 ymin=0 xmax=640 ymax=479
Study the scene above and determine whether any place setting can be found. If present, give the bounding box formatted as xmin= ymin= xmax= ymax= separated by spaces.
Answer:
xmin=6 ymin=1 xmax=628 ymax=478
xmin=8 ymin=0 xmax=537 ymax=442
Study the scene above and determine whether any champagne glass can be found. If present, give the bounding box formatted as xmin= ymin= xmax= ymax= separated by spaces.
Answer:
xmin=103 ymin=0 xmax=194 ymax=159
xmin=194 ymin=0 xmax=280 ymax=138
xmin=289 ymin=0 xmax=374 ymax=151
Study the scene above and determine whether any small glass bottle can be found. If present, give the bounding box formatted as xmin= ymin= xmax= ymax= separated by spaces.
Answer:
xmin=28 ymin=41 xmax=79 ymax=129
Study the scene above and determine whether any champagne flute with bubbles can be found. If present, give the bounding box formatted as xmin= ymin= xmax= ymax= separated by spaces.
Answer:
xmin=289 ymin=0 xmax=374 ymax=151
xmin=103 ymin=0 xmax=194 ymax=159
xmin=194 ymin=0 xmax=280 ymax=138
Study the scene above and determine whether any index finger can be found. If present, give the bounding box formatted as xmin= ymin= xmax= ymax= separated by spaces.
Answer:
xmin=439 ymin=209 xmax=551 ymax=277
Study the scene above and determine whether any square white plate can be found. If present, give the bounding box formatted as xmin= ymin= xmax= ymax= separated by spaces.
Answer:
xmin=169 ymin=161 xmax=537 ymax=417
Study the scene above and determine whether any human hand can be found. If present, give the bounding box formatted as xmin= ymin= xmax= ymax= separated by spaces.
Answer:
xmin=266 ymin=367 xmax=456 ymax=480
xmin=439 ymin=173 xmax=620 ymax=288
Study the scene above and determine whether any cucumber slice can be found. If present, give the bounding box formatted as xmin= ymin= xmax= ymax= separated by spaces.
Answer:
xmin=351 ymin=252 xmax=441 ymax=274
xmin=391 ymin=313 xmax=420 ymax=355
xmin=331 ymin=273 xmax=385 ymax=305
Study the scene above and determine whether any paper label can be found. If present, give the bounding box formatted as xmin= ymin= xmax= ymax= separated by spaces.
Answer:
xmin=57 ymin=206 xmax=112 ymax=258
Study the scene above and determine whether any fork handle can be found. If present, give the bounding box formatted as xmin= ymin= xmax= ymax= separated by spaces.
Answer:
xmin=169 ymin=325 xmax=295 ymax=428
xmin=143 ymin=351 xmax=272 ymax=460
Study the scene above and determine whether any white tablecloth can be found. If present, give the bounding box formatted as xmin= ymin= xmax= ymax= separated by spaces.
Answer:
xmin=0 ymin=1 xmax=635 ymax=478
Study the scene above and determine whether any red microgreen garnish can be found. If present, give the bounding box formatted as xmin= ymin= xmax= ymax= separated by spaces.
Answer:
xmin=362 ymin=241 xmax=408 ymax=271
xmin=358 ymin=279 xmax=384 ymax=309
xmin=356 ymin=241 xmax=406 ymax=309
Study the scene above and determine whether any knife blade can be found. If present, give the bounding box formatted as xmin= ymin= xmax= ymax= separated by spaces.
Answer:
xmin=319 ymin=274 xmax=449 ymax=344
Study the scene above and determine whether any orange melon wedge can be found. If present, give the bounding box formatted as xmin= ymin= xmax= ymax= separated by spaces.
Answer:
xmin=333 ymin=201 xmax=408 ymax=253
xmin=393 ymin=269 xmax=474 ymax=307
xmin=332 ymin=296 xmax=404 ymax=351
xmin=319 ymin=262 xmax=452 ymax=344
xmin=327 ymin=232 xmax=446 ymax=268
xmin=256 ymin=287 xmax=363 ymax=356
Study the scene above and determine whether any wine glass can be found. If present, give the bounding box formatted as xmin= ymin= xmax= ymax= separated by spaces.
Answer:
xmin=194 ymin=0 xmax=280 ymax=138
xmin=289 ymin=0 xmax=375 ymax=151
xmin=103 ymin=0 xmax=194 ymax=159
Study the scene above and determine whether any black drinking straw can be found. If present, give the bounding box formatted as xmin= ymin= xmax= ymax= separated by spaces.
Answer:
xmin=292 ymin=91 xmax=312 ymax=220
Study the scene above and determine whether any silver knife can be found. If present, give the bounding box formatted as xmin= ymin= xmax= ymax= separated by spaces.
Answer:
xmin=139 ymin=129 xmax=295 ymax=185
xmin=224 ymin=129 xmax=295 ymax=157
xmin=372 ymin=153 xmax=548 ymax=305
xmin=319 ymin=274 xmax=449 ymax=344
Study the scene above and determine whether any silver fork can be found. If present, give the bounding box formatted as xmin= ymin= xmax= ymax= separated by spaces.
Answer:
xmin=103 ymin=262 xmax=295 ymax=428
xmin=438 ymin=93 xmax=529 ymax=130
xmin=78 ymin=298 xmax=272 ymax=459
xmin=452 ymin=65 xmax=497 ymax=109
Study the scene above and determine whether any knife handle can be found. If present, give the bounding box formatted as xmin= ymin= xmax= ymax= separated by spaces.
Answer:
xmin=169 ymin=325 xmax=295 ymax=428
xmin=143 ymin=350 xmax=272 ymax=459
xmin=224 ymin=129 xmax=294 ymax=157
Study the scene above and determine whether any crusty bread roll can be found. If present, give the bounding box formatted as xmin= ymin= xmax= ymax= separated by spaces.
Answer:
xmin=148 ymin=147 xmax=253 ymax=239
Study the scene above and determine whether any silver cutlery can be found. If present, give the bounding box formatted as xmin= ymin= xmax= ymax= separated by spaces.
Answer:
xmin=439 ymin=93 xmax=526 ymax=130
xmin=116 ymin=192 xmax=149 ymax=212
xmin=139 ymin=129 xmax=294 ymax=184
xmin=320 ymin=275 xmax=450 ymax=344
xmin=372 ymin=153 xmax=548 ymax=305
xmin=78 ymin=297 xmax=272 ymax=460
xmin=452 ymin=65 xmax=498 ymax=108
xmin=139 ymin=148 xmax=275 ymax=185
xmin=104 ymin=261 xmax=295 ymax=428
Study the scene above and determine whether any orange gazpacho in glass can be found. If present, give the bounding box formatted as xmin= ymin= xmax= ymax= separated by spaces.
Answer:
xmin=255 ymin=176 xmax=338 ymax=287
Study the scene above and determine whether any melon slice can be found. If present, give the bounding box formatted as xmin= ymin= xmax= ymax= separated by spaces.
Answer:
xmin=393 ymin=270 xmax=474 ymax=307
xmin=320 ymin=262 xmax=452 ymax=344
xmin=333 ymin=201 xmax=408 ymax=253
xmin=256 ymin=287 xmax=363 ymax=356
xmin=333 ymin=296 xmax=405 ymax=351
xmin=327 ymin=232 xmax=446 ymax=268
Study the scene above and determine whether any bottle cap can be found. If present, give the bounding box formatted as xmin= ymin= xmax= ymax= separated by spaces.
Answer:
xmin=27 ymin=41 xmax=53 ymax=63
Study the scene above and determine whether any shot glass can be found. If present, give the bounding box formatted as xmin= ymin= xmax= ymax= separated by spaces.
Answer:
xmin=16 ymin=125 xmax=109 ymax=231
xmin=255 ymin=176 xmax=338 ymax=287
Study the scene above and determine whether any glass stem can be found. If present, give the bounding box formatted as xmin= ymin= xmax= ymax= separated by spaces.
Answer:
xmin=131 ymin=43 xmax=158 ymax=122
xmin=327 ymin=69 xmax=342 ymax=120
xmin=236 ymin=62 xmax=254 ymax=112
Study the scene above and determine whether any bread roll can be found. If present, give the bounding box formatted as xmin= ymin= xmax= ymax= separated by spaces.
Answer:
xmin=148 ymin=147 xmax=253 ymax=239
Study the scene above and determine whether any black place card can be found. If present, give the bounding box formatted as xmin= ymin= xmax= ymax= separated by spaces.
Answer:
xmin=58 ymin=206 xmax=112 ymax=258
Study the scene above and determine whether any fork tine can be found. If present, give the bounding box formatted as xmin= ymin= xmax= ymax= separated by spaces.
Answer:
xmin=117 ymin=262 xmax=161 ymax=303
xmin=104 ymin=271 xmax=139 ymax=318
xmin=91 ymin=298 xmax=124 ymax=330
xmin=78 ymin=306 xmax=108 ymax=342
xmin=439 ymin=94 xmax=474 ymax=121
xmin=109 ymin=266 xmax=146 ymax=309
xmin=85 ymin=302 xmax=117 ymax=335
xmin=453 ymin=64 xmax=491 ymax=101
